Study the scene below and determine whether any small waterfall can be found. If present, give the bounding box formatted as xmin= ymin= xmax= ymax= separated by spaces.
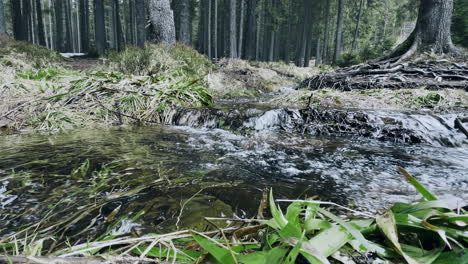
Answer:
xmin=160 ymin=105 xmax=467 ymax=147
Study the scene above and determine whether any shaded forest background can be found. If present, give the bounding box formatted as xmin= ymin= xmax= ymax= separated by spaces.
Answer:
xmin=1 ymin=0 xmax=467 ymax=68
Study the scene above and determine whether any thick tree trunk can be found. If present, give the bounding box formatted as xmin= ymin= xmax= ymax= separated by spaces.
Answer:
xmin=149 ymin=0 xmax=176 ymax=46
xmin=94 ymin=0 xmax=106 ymax=55
xmin=54 ymin=0 xmax=65 ymax=51
xmin=245 ymin=0 xmax=256 ymax=60
xmin=22 ymin=0 xmax=31 ymax=42
xmin=135 ymin=0 xmax=146 ymax=47
xmin=35 ymin=0 xmax=46 ymax=46
xmin=79 ymin=0 xmax=89 ymax=52
xmin=351 ymin=0 xmax=364 ymax=51
xmin=114 ymin=0 xmax=124 ymax=51
xmin=64 ymin=0 xmax=73 ymax=51
xmin=295 ymin=0 xmax=308 ymax=67
xmin=385 ymin=0 xmax=461 ymax=62
xmin=0 ymin=0 xmax=6 ymax=36
xmin=229 ymin=0 xmax=237 ymax=58
xmin=178 ymin=0 xmax=190 ymax=44
xmin=333 ymin=0 xmax=344 ymax=63
xmin=11 ymin=0 xmax=24 ymax=40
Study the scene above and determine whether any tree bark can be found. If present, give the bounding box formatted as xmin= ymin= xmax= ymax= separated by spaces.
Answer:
xmin=351 ymin=0 xmax=364 ymax=51
xmin=295 ymin=0 xmax=308 ymax=67
xmin=322 ymin=0 xmax=331 ymax=64
xmin=22 ymin=0 xmax=32 ymax=42
xmin=54 ymin=0 xmax=65 ymax=51
xmin=213 ymin=0 xmax=218 ymax=58
xmin=238 ymin=0 xmax=245 ymax=58
xmin=207 ymin=0 xmax=212 ymax=58
xmin=178 ymin=0 xmax=190 ymax=44
xmin=149 ymin=0 xmax=176 ymax=46
xmin=79 ymin=0 xmax=89 ymax=52
xmin=229 ymin=0 xmax=237 ymax=58
xmin=34 ymin=0 xmax=46 ymax=46
xmin=0 ymin=0 xmax=7 ymax=36
xmin=94 ymin=0 xmax=106 ymax=55
xmin=113 ymin=0 xmax=124 ymax=51
xmin=11 ymin=0 xmax=24 ymax=40
xmin=245 ymin=0 xmax=256 ymax=60
xmin=333 ymin=0 xmax=344 ymax=63
xmin=385 ymin=0 xmax=462 ymax=62
xmin=135 ymin=0 xmax=146 ymax=47
xmin=64 ymin=0 xmax=73 ymax=51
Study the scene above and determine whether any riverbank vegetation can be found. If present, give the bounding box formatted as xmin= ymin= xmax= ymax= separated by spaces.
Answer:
xmin=0 ymin=40 xmax=215 ymax=131
xmin=0 ymin=166 xmax=466 ymax=263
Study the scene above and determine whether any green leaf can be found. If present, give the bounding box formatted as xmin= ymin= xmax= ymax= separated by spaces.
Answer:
xmin=377 ymin=209 xmax=445 ymax=264
xmin=307 ymin=225 xmax=352 ymax=257
xmin=267 ymin=190 xmax=288 ymax=230
xmin=398 ymin=168 xmax=438 ymax=201
xmin=191 ymin=233 xmax=236 ymax=264
xmin=433 ymin=249 xmax=468 ymax=264
xmin=317 ymin=207 xmax=377 ymax=252
xmin=237 ymin=247 xmax=288 ymax=264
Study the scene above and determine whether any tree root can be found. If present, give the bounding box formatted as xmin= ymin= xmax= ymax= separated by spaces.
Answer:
xmin=299 ymin=59 xmax=468 ymax=91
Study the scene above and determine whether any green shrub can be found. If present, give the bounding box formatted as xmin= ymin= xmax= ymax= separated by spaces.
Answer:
xmin=336 ymin=52 xmax=362 ymax=67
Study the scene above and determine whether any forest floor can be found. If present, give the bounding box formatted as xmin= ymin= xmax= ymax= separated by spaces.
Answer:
xmin=1 ymin=39 xmax=467 ymax=132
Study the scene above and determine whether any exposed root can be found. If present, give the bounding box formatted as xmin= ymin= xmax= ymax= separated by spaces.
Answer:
xmin=299 ymin=59 xmax=468 ymax=91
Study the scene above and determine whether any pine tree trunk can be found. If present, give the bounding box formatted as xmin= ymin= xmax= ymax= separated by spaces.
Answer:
xmin=351 ymin=0 xmax=364 ymax=51
xmin=54 ymin=0 xmax=65 ymax=51
xmin=34 ymin=0 xmax=46 ymax=45
xmin=213 ymin=0 xmax=218 ymax=59
xmin=229 ymin=0 xmax=237 ymax=58
xmin=135 ymin=0 xmax=146 ymax=47
xmin=94 ymin=0 xmax=106 ymax=55
xmin=245 ymin=0 xmax=256 ymax=60
xmin=64 ymin=0 xmax=73 ymax=51
xmin=283 ymin=0 xmax=292 ymax=63
xmin=295 ymin=0 xmax=308 ymax=67
xmin=238 ymin=0 xmax=245 ymax=58
xmin=322 ymin=0 xmax=331 ymax=64
xmin=333 ymin=0 xmax=344 ymax=63
xmin=178 ymin=0 xmax=190 ymax=44
xmin=207 ymin=0 xmax=212 ymax=59
xmin=11 ymin=0 xmax=23 ymax=40
xmin=113 ymin=0 xmax=124 ymax=51
xmin=49 ymin=0 xmax=54 ymax=49
xmin=0 ymin=0 xmax=7 ymax=36
xmin=22 ymin=0 xmax=32 ymax=42
xmin=315 ymin=36 xmax=322 ymax=66
xmin=148 ymin=0 xmax=176 ymax=46
xmin=255 ymin=0 xmax=263 ymax=60
xmin=79 ymin=0 xmax=89 ymax=52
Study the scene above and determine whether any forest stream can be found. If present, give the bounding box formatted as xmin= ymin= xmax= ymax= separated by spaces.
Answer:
xmin=1 ymin=95 xmax=467 ymax=243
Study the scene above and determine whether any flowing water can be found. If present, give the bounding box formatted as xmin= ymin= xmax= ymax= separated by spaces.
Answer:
xmin=0 ymin=99 xmax=467 ymax=246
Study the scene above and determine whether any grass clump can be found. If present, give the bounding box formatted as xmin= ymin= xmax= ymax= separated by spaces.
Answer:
xmin=105 ymin=43 xmax=215 ymax=77
xmin=0 ymin=40 xmax=213 ymax=131
xmin=0 ymin=39 xmax=64 ymax=69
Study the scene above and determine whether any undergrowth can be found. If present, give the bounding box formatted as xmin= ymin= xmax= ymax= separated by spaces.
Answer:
xmin=0 ymin=168 xmax=465 ymax=263
xmin=0 ymin=41 xmax=213 ymax=131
